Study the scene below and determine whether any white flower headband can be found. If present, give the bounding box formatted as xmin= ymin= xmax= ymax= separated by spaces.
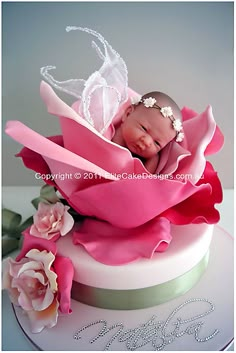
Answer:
xmin=131 ymin=96 xmax=184 ymax=142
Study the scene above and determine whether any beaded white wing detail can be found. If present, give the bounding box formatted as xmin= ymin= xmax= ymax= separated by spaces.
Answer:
xmin=40 ymin=27 xmax=128 ymax=134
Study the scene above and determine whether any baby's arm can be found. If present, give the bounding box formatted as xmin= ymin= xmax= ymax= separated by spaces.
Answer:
xmin=144 ymin=154 xmax=160 ymax=174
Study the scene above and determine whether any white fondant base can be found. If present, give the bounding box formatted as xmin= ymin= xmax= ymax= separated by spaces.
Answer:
xmin=56 ymin=223 xmax=214 ymax=290
xmin=11 ymin=226 xmax=234 ymax=351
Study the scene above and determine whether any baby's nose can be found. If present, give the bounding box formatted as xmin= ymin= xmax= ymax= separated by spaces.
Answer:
xmin=140 ymin=135 xmax=152 ymax=148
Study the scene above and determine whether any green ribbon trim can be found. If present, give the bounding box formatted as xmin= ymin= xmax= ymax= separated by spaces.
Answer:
xmin=71 ymin=251 xmax=209 ymax=310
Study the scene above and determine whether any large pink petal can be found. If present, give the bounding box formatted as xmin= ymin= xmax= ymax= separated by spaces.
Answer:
xmin=158 ymin=106 xmax=224 ymax=178
xmin=73 ymin=217 xmax=171 ymax=265
xmin=197 ymin=161 xmax=223 ymax=202
xmin=16 ymin=135 xmax=63 ymax=187
xmin=172 ymin=106 xmax=217 ymax=182
xmin=181 ymin=106 xmax=198 ymax=121
xmin=204 ymin=125 xmax=224 ymax=155
xmin=5 ymin=120 xmax=118 ymax=200
xmin=160 ymin=162 xmax=222 ymax=224
xmin=181 ymin=106 xmax=224 ymax=155
xmin=69 ymin=178 xmax=209 ymax=228
xmin=5 ymin=120 xmax=117 ymax=181
xmin=53 ymin=256 xmax=74 ymax=313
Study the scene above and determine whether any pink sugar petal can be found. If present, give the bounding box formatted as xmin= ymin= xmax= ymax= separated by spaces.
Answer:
xmin=174 ymin=105 xmax=216 ymax=181
xmin=53 ymin=256 xmax=74 ymax=314
xmin=204 ymin=125 xmax=224 ymax=155
xmin=5 ymin=120 xmax=118 ymax=183
xmin=73 ymin=217 xmax=171 ymax=265
xmin=161 ymin=162 xmax=222 ymax=224
xmin=69 ymin=177 xmax=209 ymax=228
xmin=16 ymin=230 xmax=57 ymax=261
xmin=181 ymin=106 xmax=198 ymax=121
xmin=16 ymin=135 xmax=63 ymax=188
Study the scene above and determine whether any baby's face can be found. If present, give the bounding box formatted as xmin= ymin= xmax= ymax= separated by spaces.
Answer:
xmin=121 ymin=105 xmax=176 ymax=159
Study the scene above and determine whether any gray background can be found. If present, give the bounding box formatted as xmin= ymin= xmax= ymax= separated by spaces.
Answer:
xmin=2 ymin=2 xmax=234 ymax=187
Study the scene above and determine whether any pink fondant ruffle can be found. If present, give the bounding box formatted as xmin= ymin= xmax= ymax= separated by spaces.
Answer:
xmin=73 ymin=217 xmax=171 ymax=265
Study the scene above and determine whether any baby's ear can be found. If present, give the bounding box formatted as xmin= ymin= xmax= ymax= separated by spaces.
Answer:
xmin=121 ymin=105 xmax=134 ymax=122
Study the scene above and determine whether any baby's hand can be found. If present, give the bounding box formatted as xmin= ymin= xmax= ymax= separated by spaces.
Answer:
xmin=144 ymin=154 xmax=160 ymax=174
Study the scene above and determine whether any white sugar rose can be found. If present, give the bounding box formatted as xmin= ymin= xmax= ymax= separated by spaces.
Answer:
xmin=30 ymin=202 xmax=74 ymax=240
xmin=2 ymin=249 xmax=59 ymax=333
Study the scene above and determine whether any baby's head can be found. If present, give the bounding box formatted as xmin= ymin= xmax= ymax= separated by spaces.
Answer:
xmin=120 ymin=91 xmax=184 ymax=159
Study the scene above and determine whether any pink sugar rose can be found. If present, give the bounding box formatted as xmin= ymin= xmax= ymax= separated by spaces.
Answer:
xmin=30 ymin=202 xmax=74 ymax=240
xmin=3 ymin=249 xmax=59 ymax=333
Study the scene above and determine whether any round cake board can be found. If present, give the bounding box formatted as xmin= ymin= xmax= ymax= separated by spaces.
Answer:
xmin=11 ymin=226 xmax=234 ymax=351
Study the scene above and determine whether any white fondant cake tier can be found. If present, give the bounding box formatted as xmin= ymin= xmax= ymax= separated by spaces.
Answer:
xmin=57 ymin=223 xmax=213 ymax=290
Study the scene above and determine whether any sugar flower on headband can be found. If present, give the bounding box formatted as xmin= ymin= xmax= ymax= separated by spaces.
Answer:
xmin=131 ymin=96 xmax=184 ymax=142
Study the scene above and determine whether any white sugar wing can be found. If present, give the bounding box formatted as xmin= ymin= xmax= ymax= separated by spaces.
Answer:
xmin=41 ymin=26 xmax=128 ymax=134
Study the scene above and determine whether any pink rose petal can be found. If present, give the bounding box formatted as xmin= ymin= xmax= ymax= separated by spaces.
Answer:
xmin=53 ymin=256 xmax=74 ymax=313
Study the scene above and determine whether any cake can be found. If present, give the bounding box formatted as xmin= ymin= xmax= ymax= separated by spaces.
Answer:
xmin=3 ymin=27 xmax=227 ymax=349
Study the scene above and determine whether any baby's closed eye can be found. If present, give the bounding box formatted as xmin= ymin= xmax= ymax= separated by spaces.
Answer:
xmin=140 ymin=125 xmax=147 ymax=132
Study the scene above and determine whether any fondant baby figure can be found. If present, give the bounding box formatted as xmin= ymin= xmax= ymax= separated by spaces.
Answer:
xmin=112 ymin=91 xmax=184 ymax=173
